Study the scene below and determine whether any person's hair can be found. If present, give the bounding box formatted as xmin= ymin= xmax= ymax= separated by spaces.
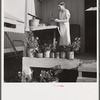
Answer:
xmin=59 ymin=2 xmax=66 ymax=7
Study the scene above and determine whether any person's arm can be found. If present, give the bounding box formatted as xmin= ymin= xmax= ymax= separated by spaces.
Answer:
xmin=55 ymin=9 xmax=70 ymax=23
xmin=55 ymin=19 xmax=68 ymax=22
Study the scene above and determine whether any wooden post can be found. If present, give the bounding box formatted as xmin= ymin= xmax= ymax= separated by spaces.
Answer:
xmin=78 ymin=71 xmax=82 ymax=77
xmin=23 ymin=0 xmax=28 ymax=57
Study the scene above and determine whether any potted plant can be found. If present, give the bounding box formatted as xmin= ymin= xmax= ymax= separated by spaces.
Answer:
xmin=39 ymin=65 xmax=62 ymax=82
xmin=55 ymin=46 xmax=61 ymax=59
xmin=36 ymin=45 xmax=44 ymax=58
xmin=50 ymin=42 xmax=57 ymax=58
xmin=17 ymin=71 xmax=33 ymax=82
xmin=59 ymin=45 xmax=67 ymax=59
xmin=17 ymin=65 xmax=62 ymax=83
xmin=66 ymin=37 xmax=81 ymax=59
xmin=43 ymin=44 xmax=52 ymax=58
xmin=25 ymin=31 xmax=39 ymax=57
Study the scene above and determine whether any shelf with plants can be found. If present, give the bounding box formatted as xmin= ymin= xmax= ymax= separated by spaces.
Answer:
xmin=25 ymin=30 xmax=81 ymax=60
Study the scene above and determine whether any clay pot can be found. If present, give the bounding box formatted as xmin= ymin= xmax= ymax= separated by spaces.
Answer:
xmin=36 ymin=53 xmax=43 ymax=58
xmin=29 ymin=18 xmax=40 ymax=27
xmin=55 ymin=52 xmax=60 ymax=59
xmin=60 ymin=52 xmax=66 ymax=59
xmin=44 ymin=51 xmax=50 ymax=58
xmin=27 ymin=48 xmax=34 ymax=57
xmin=50 ymin=52 xmax=55 ymax=58
xmin=67 ymin=51 xmax=74 ymax=60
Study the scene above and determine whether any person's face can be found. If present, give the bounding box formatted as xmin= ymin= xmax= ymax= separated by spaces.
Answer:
xmin=58 ymin=5 xmax=64 ymax=11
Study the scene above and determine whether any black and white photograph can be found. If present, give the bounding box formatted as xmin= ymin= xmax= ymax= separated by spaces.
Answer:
xmin=4 ymin=0 xmax=97 ymax=83
xmin=2 ymin=0 xmax=99 ymax=100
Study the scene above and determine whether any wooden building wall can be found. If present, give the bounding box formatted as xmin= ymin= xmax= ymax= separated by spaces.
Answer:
xmin=4 ymin=17 xmax=25 ymax=50
xmin=41 ymin=0 xmax=85 ymax=53
xmin=4 ymin=0 xmax=85 ymax=53
xmin=4 ymin=32 xmax=24 ymax=48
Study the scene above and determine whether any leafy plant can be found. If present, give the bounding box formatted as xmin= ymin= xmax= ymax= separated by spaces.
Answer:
xmin=25 ymin=31 xmax=38 ymax=48
xmin=39 ymin=65 xmax=62 ymax=82
xmin=51 ymin=41 xmax=57 ymax=52
xmin=35 ymin=45 xmax=44 ymax=53
xmin=25 ymin=31 xmax=39 ymax=53
xmin=58 ymin=45 xmax=67 ymax=52
xmin=17 ymin=71 xmax=33 ymax=82
xmin=43 ymin=43 xmax=52 ymax=52
xmin=66 ymin=37 xmax=81 ymax=52
xmin=17 ymin=65 xmax=62 ymax=82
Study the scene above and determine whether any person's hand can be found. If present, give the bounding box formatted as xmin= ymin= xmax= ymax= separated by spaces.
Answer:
xmin=55 ymin=18 xmax=59 ymax=22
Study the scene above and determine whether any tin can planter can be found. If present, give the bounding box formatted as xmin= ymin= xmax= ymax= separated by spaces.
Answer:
xmin=67 ymin=51 xmax=74 ymax=60
xmin=55 ymin=52 xmax=60 ymax=59
xmin=60 ymin=52 xmax=66 ymax=59
xmin=50 ymin=52 xmax=55 ymax=58
xmin=27 ymin=48 xmax=34 ymax=57
xmin=44 ymin=51 xmax=50 ymax=58
xmin=36 ymin=52 xmax=43 ymax=58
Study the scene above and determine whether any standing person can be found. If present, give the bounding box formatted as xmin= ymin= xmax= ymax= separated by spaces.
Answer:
xmin=55 ymin=2 xmax=71 ymax=46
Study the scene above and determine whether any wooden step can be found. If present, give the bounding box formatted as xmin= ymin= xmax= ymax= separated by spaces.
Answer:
xmin=78 ymin=63 xmax=97 ymax=72
xmin=77 ymin=77 xmax=97 ymax=82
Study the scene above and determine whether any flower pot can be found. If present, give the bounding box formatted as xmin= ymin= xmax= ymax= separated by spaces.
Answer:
xmin=29 ymin=18 xmax=40 ymax=27
xmin=60 ymin=52 xmax=66 ymax=59
xmin=55 ymin=52 xmax=60 ymax=59
xmin=36 ymin=53 xmax=43 ymax=58
xmin=67 ymin=51 xmax=74 ymax=60
xmin=27 ymin=48 xmax=34 ymax=57
xmin=50 ymin=52 xmax=55 ymax=58
xmin=44 ymin=51 xmax=50 ymax=58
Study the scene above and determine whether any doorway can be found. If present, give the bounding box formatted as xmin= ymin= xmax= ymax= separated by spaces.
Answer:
xmin=85 ymin=0 xmax=97 ymax=54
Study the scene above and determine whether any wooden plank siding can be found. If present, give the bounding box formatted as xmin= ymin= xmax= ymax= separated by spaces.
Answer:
xmin=41 ymin=0 xmax=47 ymax=23
xmin=41 ymin=0 xmax=85 ymax=53
xmin=4 ymin=0 xmax=85 ymax=53
xmin=4 ymin=32 xmax=24 ymax=48
xmin=35 ymin=0 xmax=42 ymax=18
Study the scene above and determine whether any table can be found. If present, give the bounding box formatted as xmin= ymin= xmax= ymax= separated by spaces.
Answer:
xmin=22 ymin=57 xmax=81 ymax=75
xmin=30 ymin=25 xmax=60 ymax=44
